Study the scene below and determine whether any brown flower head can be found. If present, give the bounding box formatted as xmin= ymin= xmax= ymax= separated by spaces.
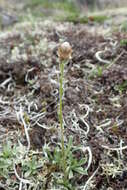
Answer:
xmin=58 ymin=42 xmax=72 ymax=61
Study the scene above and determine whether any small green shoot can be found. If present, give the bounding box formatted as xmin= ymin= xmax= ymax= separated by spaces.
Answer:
xmin=64 ymin=14 xmax=108 ymax=24
xmin=120 ymin=39 xmax=127 ymax=47
xmin=115 ymin=80 xmax=127 ymax=93
xmin=120 ymin=21 xmax=127 ymax=32
xmin=22 ymin=156 xmax=41 ymax=177
xmin=0 ymin=142 xmax=42 ymax=179
xmin=44 ymin=136 xmax=87 ymax=189
xmin=0 ymin=142 xmax=17 ymax=178
xmin=89 ymin=14 xmax=108 ymax=23
xmin=89 ymin=66 xmax=103 ymax=79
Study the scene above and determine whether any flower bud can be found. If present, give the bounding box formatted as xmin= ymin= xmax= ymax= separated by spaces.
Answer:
xmin=58 ymin=42 xmax=72 ymax=61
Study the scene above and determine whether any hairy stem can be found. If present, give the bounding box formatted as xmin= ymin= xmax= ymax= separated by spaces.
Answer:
xmin=59 ymin=61 xmax=67 ymax=179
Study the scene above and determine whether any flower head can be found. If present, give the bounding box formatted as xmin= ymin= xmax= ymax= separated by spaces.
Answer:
xmin=58 ymin=42 xmax=72 ymax=61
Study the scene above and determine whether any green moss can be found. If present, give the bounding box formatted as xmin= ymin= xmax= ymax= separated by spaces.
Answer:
xmin=23 ymin=1 xmax=108 ymax=24
xmin=63 ymin=14 xmax=108 ymax=24
xmin=90 ymin=15 xmax=108 ymax=23
xmin=89 ymin=66 xmax=103 ymax=79
xmin=30 ymin=11 xmax=45 ymax=18
xmin=67 ymin=15 xmax=88 ymax=23
xmin=27 ymin=0 xmax=77 ymax=13
xmin=27 ymin=0 xmax=50 ymax=7
xmin=54 ymin=2 xmax=77 ymax=12
xmin=120 ymin=39 xmax=127 ymax=46
xmin=24 ymin=0 xmax=79 ymax=22
xmin=115 ymin=80 xmax=127 ymax=93
xmin=120 ymin=21 xmax=127 ymax=32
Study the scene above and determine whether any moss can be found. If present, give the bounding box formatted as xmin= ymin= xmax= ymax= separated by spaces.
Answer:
xmin=120 ymin=39 xmax=127 ymax=46
xmin=19 ymin=1 xmax=109 ymax=25
xmin=27 ymin=0 xmax=77 ymax=13
xmin=65 ymin=14 xmax=88 ymax=24
xmin=115 ymin=80 xmax=127 ymax=93
xmin=24 ymin=0 xmax=79 ymax=22
xmin=89 ymin=15 xmax=108 ymax=23
xmin=27 ymin=0 xmax=50 ymax=7
xmin=63 ymin=14 xmax=108 ymax=24
xmin=120 ymin=21 xmax=127 ymax=32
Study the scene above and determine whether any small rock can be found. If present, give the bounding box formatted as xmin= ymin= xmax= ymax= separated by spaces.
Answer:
xmin=0 ymin=9 xmax=18 ymax=28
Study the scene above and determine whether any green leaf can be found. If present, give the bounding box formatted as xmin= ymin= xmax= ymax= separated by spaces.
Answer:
xmin=68 ymin=170 xmax=73 ymax=179
xmin=2 ymin=142 xmax=13 ymax=158
xmin=24 ymin=170 xmax=31 ymax=178
xmin=46 ymin=149 xmax=53 ymax=161
xmin=73 ymin=167 xmax=87 ymax=175
xmin=77 ymin=158 xmax=87 ymax=166
xmin=65 ymin=136 xmax=73 ymax=157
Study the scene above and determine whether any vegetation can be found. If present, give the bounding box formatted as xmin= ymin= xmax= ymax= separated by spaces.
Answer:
xmin=0 ymin=0 xmax=127 ymax=189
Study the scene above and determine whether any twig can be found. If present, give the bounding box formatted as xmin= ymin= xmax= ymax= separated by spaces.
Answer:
xmin=19 ymin=181 xmax=23 ymax=190
xmin=96 ymin=119 xmax=112 ymax=132
xmin=13 ymin=163 xmax=33 ymax=185
xmin=120 ymin=139 xmax=124 ymax=158
xmin=107 ymin=50 xmax=125 ymax=68
xmin=36 ymin=121 xmax=55 ymax=130
xmin=80 ymin=118 xmax=90 ymax=136
xmin=82 ymin=146 xmax=92 ymax=171
xmin=0 ymin=97 xmax=11 ymax=105
xmin=79 ymin=104 xmax=90 ymax=119
xmin=83 ymin=166 xmax=99 ymax=190
xmin=25 ymin=67 xmax=36 ymax=82
xmin=0 ymin=77 xmax=12 ymax=89
xmin=16 ymin=106 xmax=30 ymax=153
xmin=101 ymin=144 xmax=127 ymax=151
xmin=95 ymin=50 xmax=110 ymax=64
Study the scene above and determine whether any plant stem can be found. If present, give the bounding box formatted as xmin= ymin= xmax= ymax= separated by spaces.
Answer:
xmin=59 ymin=61 xmax=67 ymax=179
